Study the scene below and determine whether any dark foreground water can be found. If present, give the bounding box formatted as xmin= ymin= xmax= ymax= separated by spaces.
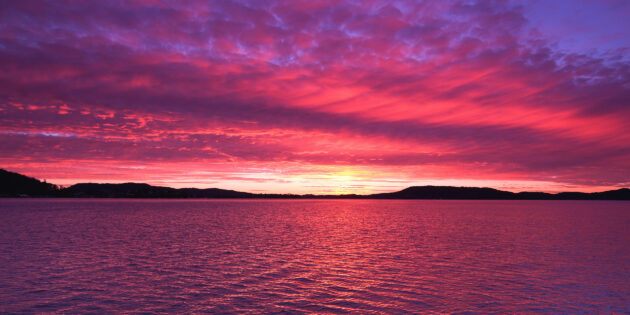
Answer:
xmin=0 ymin=199 xmax=629 ymax=313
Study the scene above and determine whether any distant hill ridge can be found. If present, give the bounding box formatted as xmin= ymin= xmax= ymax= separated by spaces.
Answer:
xmin=0 ymin=169 xmax=59 ymax=197
xmin=1 ymin=168 xmax=629 ymax=200
xmin=62 ymin=183 xmax=255 ymax=198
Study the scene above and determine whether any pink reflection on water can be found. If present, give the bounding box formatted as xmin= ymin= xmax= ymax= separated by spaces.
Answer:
xmin=0 ymin=199 xmax=629 ymax=313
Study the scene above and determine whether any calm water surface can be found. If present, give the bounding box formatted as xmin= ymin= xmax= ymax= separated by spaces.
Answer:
xmin=0 ymin=199 xmax=629 ymax=313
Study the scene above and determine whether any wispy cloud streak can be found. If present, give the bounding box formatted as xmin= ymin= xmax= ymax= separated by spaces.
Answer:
xmin=1 ymin=0 xmax=629 ymax=193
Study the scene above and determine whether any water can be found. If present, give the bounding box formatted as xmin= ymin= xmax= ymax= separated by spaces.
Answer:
xmin=0 ymin=199 xmax=629 ymax=313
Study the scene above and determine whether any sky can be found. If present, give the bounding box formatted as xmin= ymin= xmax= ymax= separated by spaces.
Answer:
xmin=1 ymin=0 xmax=629 ymax=194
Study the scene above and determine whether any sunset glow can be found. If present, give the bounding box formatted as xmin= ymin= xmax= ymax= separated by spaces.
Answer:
xmin=1 ymin=0 xmax=629 ymax=194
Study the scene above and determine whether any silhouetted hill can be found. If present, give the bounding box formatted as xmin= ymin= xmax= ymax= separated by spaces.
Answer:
xmin=0 ymin=169 xmax=59 ymax=197
xmin=62 ymin=183 xmax=256 ymax=198
xmin=369 ymin=186 xmax=515 ymax=199
xmin=1 ymin=168 xmax=629 ymax=200
xmin=369 ymin=186 xmax=630 ymax=200
xmin=596 ymin=188 xmax=630 ymax=200
xmin=62 ymin=183 xmax=174 ymax=198
xmin=556 ymin=188 xmax=630 ymax=200
xmin=177 ymin=188 xmax=257 ymax=198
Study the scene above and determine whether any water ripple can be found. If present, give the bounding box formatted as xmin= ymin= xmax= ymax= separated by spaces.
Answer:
xmin=1 ymin=199 xmax=629 ymax=313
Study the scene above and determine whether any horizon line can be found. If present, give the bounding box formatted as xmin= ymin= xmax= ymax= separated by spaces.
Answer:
xmin=15 ymin=172 xmax=630 ymax=196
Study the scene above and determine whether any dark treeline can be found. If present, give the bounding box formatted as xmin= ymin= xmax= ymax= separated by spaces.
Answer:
xmin=1 ymin=169 xmax=629 ymax=200
xmin=0 ymin=169 xmax=60 ymax=197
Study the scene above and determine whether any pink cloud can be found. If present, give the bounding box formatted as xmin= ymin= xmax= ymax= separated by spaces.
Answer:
xmin=1 ymin=0 xmax=629 ymax=193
